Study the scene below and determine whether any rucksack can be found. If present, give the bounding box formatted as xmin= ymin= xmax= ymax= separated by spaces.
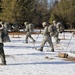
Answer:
xmin=57 ymin=22 xmax=64 ymax=33
xmin=29 ymin=23 xmax=34 ymax=32
xmin=48 ymin=25 xmax=57 ymax=36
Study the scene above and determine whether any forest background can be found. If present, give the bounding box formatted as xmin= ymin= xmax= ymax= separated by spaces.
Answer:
xmin=0 ymin=0 xmax=75 ymax=29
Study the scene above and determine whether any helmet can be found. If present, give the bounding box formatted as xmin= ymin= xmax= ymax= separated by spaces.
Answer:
xmin=0 ymin=21 xmax=3 ymax=24
xmin=57 ymin=22 xmax=61 ymax=25
xmin=42 ymin=22 xmax=47 ymax=27
xmin=29 ymin=23 xmax=32 ymax=26
xmin=53 ymin=20 xmax=56 ymax=23
xmin=24 ymin=22 xmax=27 ymax=25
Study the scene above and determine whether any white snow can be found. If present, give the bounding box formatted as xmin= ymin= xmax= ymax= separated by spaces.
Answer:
xmin=0 ymin=31 xmax=75 ymax=75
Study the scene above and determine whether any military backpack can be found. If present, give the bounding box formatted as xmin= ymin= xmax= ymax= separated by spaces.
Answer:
xmin=48 ymin=25 xmax=57 ymax=36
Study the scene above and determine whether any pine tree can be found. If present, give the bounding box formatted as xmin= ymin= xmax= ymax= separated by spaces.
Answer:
xmin=49 ymin=0 xmax=75 ymax=29
xmin=1 ymin=0 xmax=35 ymax=23
xmin=0 ymin=0 xmax=2 ymax=20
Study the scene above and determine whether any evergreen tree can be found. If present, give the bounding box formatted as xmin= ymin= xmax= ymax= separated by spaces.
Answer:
xmin=1 ymin=0 xmax=35 ymax=24
xmin=34 ymin=0 xmax=50 ymax=27
xmin=0 ymin=0 xmax=2 ymax=20
xmin=2 ymin=0 xmax=17 ymax=23
xmin=49 ymin=0 xmax=75 ymax=29
xmin=0 ymin=0 xmax=50 ymax=28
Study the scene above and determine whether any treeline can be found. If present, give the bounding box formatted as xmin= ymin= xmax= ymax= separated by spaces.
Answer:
xmin=50 ymin=0 xmax=75 ymax=29
xmin=0 ymin=0 xmax=75 ymax=29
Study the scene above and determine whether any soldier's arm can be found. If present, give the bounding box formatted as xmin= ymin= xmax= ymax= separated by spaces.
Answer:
xmin=43 ymin=27 xmax=48 ymax=35
xmin=0 ymin=24 xmax=3 ymax=30
xmin=12 ymin=25 xmax=15 ymax=29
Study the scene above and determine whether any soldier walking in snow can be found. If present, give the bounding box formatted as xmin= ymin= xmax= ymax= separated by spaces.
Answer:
xmin=2 ymin=22 xmax=10 ymax=42
xmin=12 ymin=22 xmax=19 ymax=32
xmin=52 ymin=20 xmax=59 ymax=44
xmin=0 ymin=22 xmax=6 ymax=65
xmin=38 ymin=22 xmax=54 ymax=52
xmin=52 ymin=20 xmax=64 ymax=44
xmin=24 ymin=22 xmax=35 ymax=43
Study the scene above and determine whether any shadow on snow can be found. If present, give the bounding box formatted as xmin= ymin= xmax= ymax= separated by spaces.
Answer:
xmin=7 ymin=61 xmax=75 ymax=66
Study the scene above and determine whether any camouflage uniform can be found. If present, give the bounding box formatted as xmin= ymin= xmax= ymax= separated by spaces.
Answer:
xmin=38 ymin=22 xmax=54 ymax=52
xmin=0 ymin=23 xmax=6 ymax=65
xmin=24 ymin=22 xmax=35 ymax=43
xmin=48 ymin=24 xmax=57 ymax=37
xmin=2 ymin=22 xmax=10 ymax=42
xmin=56 ymin=22 xmax=64 ymax=33
xmin=12 ymin=22 xmax=19 ymax=32
xmin=53 ymin=20 xmax=60 ymax=44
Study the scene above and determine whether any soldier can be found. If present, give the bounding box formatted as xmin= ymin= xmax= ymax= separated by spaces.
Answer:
xmin=48 ymin=23 xmax=57 ymax=37
xmin=24 ymin=22 xmax=35 ymax=43
xmin=53 ymin=20 xmax=64 ymax=44
xmin=12 ymin=22 xmax=19 ymax=32
xmin=56 ymin=22 xmax=64 ymax=33
xmin=2 ymin=22 xmax=10 ymax=42
xmin=38 ymin=22 xmax=54 ymax=52
xmin=0 ymin=22 xmax=6 ymax=65
xmin=53 ymin=20 xmax=60 ymax=44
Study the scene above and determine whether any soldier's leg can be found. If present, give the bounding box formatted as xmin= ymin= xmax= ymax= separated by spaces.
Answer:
xmin=47 ymin=37 xmax=54 ymax=52
xmin=0 ymin=43 xmax=6 ymax=65
xmin=25 ymin=32 xmax=29 ymax=43
xmin=58 ymin=33 xmax=60 ymax=41
xmin=54 ymin=36 xmax=59 ymax=44
xmin=28 ymin=32 xmax=35 ymax=42
xmin=29 ymin=35 xmax=35 ymax=42
xmin=0 ymin=53 xmax=6 ymax=65
xmin=38 ymin=38 xmax=47 ymax=51
xmin=54 ymin=33 xmax=60 ymax=44
xmin=53 ymin=32 xmax=60 ymax=44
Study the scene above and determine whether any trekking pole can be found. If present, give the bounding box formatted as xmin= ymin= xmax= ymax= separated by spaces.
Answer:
xmin=33 ymin=33 xmax=40 ymax=49
xmin=32 ymin=29 xmax=41 ymax=49
xmin=63 ymin=31 xmax=65 ymax=39
xmin=18 ymin=29 xmax=20 ymax=38
xmin=45 ymin=42 xmax=50 ymax=51
xmin=65 ymin=33 xmax=73 ymax=52
xmin=58 ymin=33 xmax=73 ymax=58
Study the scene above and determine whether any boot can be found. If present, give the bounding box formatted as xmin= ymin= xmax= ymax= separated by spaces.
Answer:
xmin=2 ymin=61 xmax=6 ymax=65
xmin=25 ymin=40 xmax=28 ymax=43
xmin=58 ymin=39 xmax=60 ymax=41
xmin=38 ymin=47 xmax=43 ymax=51
xmin=26 ymin=41 xmax=28 ymax=43
xmin=33 ymin=40 xmax=35 ymax=43
xmin=51 ymin=49 xmax=54 ymax=52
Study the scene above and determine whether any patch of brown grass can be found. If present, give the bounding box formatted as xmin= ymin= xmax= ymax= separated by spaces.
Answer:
xmin=64 ymin=56 xmax=75 ymax=62
xmin=8 ymin=32 xmax=40 ymax=35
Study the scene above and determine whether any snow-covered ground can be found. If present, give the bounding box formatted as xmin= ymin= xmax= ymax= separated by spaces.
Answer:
xmin=0 ymin=31 xmax=75 ymax=75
